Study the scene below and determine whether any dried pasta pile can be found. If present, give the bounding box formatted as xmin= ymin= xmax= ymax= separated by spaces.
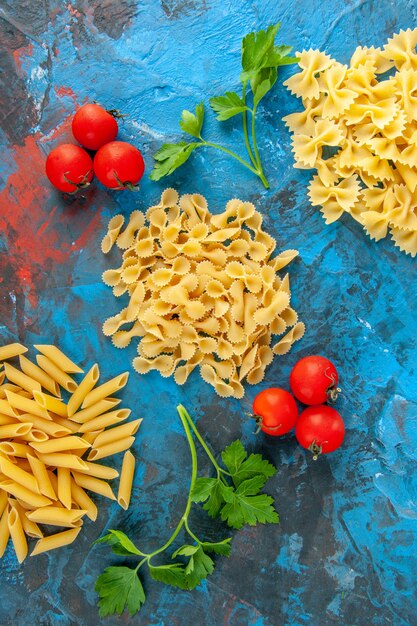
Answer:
xmin=0 ymin=342 xmax=140 ymax=562
xmin=101 ymin=189 xmax=305 ymax=398
xmin=284 ymin=28 xmax=417 ymax=256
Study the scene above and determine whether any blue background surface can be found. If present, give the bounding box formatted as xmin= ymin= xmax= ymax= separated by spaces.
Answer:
xmin=0 ymin=1 xmax=416 ymax=624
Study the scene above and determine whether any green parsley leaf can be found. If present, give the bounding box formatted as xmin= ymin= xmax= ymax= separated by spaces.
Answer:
xmin=230 ymin=453 xmax=277 ymax=487
xmin=149 ymin=563 xmax=188 ymax=590
xmin=192 ymin=477 xmax=218 ymax=502
xmin=220 ymin=476 xmax=279 ymax=529
xmin=252 ymin=67 xmax=277 ymax=105
xmin=221 ymin=440 xmax=247 ymax=474
xmin=192 ymin=477 xmax=233 ymax=518
xmin=184 ymin=546 xmax=214 ymax=589
xmin=95 ymin=566 xmax=145 ymax=617
xmin=95 ymin=530 xmax=142 ymax=557
xmin=179 ymin=102 xmax=205 ymax=138
xmin=209 ymin=92 xmax=248 ymax=121
xmin=241 ymin=23 xmax=281 ymax=78
xmin=150 ymin=142 xmax=198 ymax=181
xmin=201 ymin=538 xmax=232 ymax=556
xmin=172 ymin=544 xmax=200 ymax=558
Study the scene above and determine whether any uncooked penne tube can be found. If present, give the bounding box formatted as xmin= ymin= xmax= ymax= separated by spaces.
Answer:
xmin=0 ymin=456 xmax=40 ymax=494
xmin=0 ymin=480 xmax=52 ymax=508
xmin=57 ymin=467 xmax=72 ymax=510
xmin=0 ymin=343 xmax=28 ymax=361
xmin=27 ymin=454 xmax=56 ymax=499
xmin=0 ymin=414 xmax=16 ymax=426
xmin=30 ymin=436 xmax=91 ymax=454
xmin=14 ymin=501 xmax=43 ymax=539
xmin=82 ymin=430 xmax=103 ymax=445
xmin=8 ymin=505 xmax=28 ymax=563
xmin=118 ymin=450 xmax=135 ymax=510
xmin=0 ymin=507 xmax=10 ymax=557
xmin=17 ymin=429 xmax=49 ymax=443
xmin=3 ymin=363 xmax=41 ymax=395
xmin=0 ymin=441 xmax=31 ymax=458
xmin=27 ymin=506 xmax=87 ymax=527
xmin=33 ymin=391 xmax=68 ymax=417
xmin=0 ymin=383 xmax=22 ymax=399
xmin=70 ymin=480 xmax=98 ymax=521
xmin=0 ymin=398 xmax=18 ymax=418
xmin=88 ymin=436 xmax=135 ymax=461
xmin=78 ymin=409 xmax=131 ymax=433
xmin=72 ymin=472 xmax=116 ymax=500
xmin=67 ymin=364 xmax=100 ymax=417
xmin=73 ymin=460 xmax=119 ymax=480
xmin=19 ymin=355 xmax=60 ymax=397
xmin=81 ymin=372 xmax=129 ymax=409
xmin=70 ymin=398 xmax=121 ymax=424
xmin=35 ymin=345 xmax=83 ymax=374
xmin=36 ymin=355 xmax=77 ymax=393
xmin=34 ymin=452 xmax=88 ymax=471
xmin=0 ymin=422 xmax=32 ymax=439
xmin=15 ymin=414 xmax=71 ymax=438
xmin=50 ymin=416 xmax=79 ymax=433
xmin=31 ymin=527 xmax=81 ymax=556
xmin=5 ymin=391 xmax=51 ymax=420
xmin=0 ymin=491 xmax=8 ymax=517
xmin=93 ymin=419 xmax=142 ymax=449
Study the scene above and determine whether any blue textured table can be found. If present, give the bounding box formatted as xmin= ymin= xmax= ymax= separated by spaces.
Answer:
xmin=1 ymin=1 xmax=416 ymax=625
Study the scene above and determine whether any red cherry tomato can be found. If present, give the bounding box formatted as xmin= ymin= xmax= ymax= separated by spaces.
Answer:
xmin=45 ymin=144 xmax=93 ymax=193
xmin=295 ymin=405 xmax=345 ymax=459
xmin=93 ymin=141 xmax=145 ymax=189
xmin=253 ymin=388 xmax=298 ymax=436
xmin=290 ymin=355 xmax=340 ymax=405
xmin=72 ymin=103 xmax=118 ymax=151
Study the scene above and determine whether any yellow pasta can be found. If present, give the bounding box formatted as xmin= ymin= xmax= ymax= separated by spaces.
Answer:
xmin=118 ymin=450 xmax=135 ymax=510
xmin=0 ymin=343 xmax=140 ymax=562
xmin=101 ymin=191 xmax=304 ymax=397
xmin=0 ymin=343 xmax=28 ymax=361
xmin=285 ymin=29 xmax=417 ymax=256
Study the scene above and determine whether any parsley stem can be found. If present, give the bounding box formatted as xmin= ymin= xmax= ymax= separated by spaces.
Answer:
xmin=250 ymin=103 xmax=269 ymax=189
xmin=134 ymin=557 xmax=148 ymax=572
xmin=241 ymin=82 xmax=258 ymax=169
xmin=184 ymin=519 xmax=201 ymax=545
xmin=201 ymin=141 xmax=259 ymax=177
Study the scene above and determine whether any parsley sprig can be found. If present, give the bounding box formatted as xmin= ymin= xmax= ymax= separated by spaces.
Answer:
xmin=150 ymin=23 xmax=297 ymax=188
xmin=95 ymin=405 xmax=278 ymax=618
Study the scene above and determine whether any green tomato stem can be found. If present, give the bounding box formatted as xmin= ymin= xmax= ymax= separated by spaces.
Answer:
xmin=241 ymin=82 xmax=258 ymax=169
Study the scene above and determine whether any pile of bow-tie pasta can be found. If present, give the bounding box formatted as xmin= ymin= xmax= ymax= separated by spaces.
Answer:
xmin=101 ymin=189 xmax=305 ymax=398
xmin=284 ymin=28 xmax=417 ymax=256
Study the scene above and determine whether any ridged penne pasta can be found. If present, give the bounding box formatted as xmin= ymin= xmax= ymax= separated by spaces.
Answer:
xmin=118 ymin=450 xmax=135 ymax=510
xmin=31 ymin=527 xmax=81 ymax=556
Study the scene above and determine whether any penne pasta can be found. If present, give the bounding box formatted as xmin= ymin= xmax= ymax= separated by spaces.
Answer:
xmin=33 ymin=391 xmax=68 ymax=417
xmin=15 ymin=414 xmax=71 ymax=438
xmin=0 ymin=457 xmax=40 ymax=494
xmin=27 ymin=455 xmax=56 ymax=499
xmin=0 ymin=398 xmax=18 ymax=418
xmin=8 ymin=505 xmax=28 ymax=563
xmin=0 ymin=507 xmax=10 ymax=557
xmin=34 ymin=345 xmax=83 ymax=374
xmin=0 ymin=442 xmax=31 ymax=458
xmin=118 ymin=450 xmax=135 ymax=510
xmin=0 ymin=480 xmax=52 ymax=508
xmin=0 ymin=343 xmax=28 ymax=361
xmin=3 ymin=363 xmax=41 ymax=395
xmin=88 ymin=436 xmax=135 ymax=461
xmin=49 ymin=416 xmax=80 ymax=433
xmin=70 ymin=481 xmax=98 ymax=521
xmin=78 ymin=409 xmax=131 ymax=434
xmin=5 ymin=391 xmax=51 ymax=420
xmin=0 ymin=491 xmax=8 ymax=517
xmin=0 ymin=369 xmax=4 ymax=386
xmin=81 ymin=372 xmax=129 ymax=409
xmin=36 ymin=355 xmax=77 ymax=393
xmin=27 ymin=506 xmax=86 ymax=527
xmin=0 ymin=383 xmax=23 ymax=399
xmin=0 ymin=414 xmax=16 ymax=426
xmin=34 ymin=453 xmax=88 ymax=472
xmin=13 ymin=501 xmax=43 ymax=539
xmin=0 ymin=423 xmax=32 ymax=439
xmin=93 ymin=419 xmax=142 ymax=449
xmin=69 ymin=398 xmax=121 ymax=424
xmin=30 ymin=436 xmax=91 ymax=454
xmin=31 ymin=527 xmax=81 ymax=556
xmin=74 ymin=461 xmax=119 ymax=480
xmin=67 ymin=364 xmax=100 ymax=417
xmin=57 ymin=467 xmax=72 ymax=510
xmin=72 ymin=472 xmax=116 ymax=500
xmin=79 ymin=430 xmax=102 ymax=445
xmin=19 ymin=355 xmax=61 ymax=397
xmin=17 ymin=429 xmax=49 ymax=443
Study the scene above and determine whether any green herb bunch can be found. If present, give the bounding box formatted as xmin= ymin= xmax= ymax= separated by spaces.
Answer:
xmin=95 ymin=405 xmax=278 ymax=617
xmin=150 ymin=23 xmax=297 ymax=188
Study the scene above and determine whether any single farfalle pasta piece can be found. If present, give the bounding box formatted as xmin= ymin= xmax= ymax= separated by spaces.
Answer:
xmin=284 ymin=29 xmax=417 ymax=256
xmin=101 ymin=191 xmax=305 ymax=397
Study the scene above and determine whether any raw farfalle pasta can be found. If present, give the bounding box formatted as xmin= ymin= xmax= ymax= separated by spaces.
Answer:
xmin=283 ymin=28 xmax=417 ymax=256
xmin=101 ymin=190 xmax=305 ymax=398
xmin=0 ymin=343 xmax=140 ymax=562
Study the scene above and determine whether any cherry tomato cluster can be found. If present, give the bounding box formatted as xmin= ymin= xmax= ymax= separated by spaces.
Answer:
xmin=45 ymin=103 xmax=145 ymax=194
xmin=253 ymin=355 xmax=345 ymax=459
